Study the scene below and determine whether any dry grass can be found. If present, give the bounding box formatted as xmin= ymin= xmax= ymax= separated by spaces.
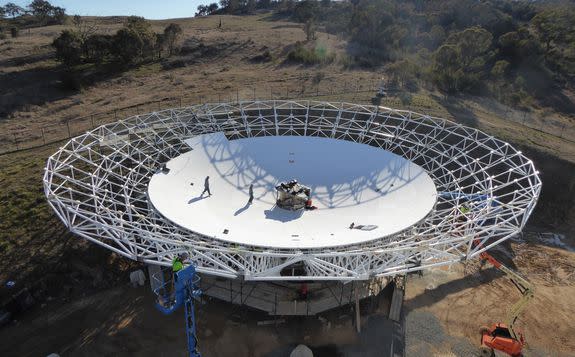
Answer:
xmin=1 ymin=12 xmax=573 ymax=162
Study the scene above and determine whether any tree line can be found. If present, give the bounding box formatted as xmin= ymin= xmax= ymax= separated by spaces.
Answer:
xmin=243 ymin=0 xmax=574 ymax=107
xmin=53 ymin=16 xmax=183 ymax=66
xmin=0 ymin=0 xmax=65 ymax=31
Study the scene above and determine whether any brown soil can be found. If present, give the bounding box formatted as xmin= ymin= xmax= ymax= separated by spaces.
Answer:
xmin=405 ymin=236 xmax=575 ymax=356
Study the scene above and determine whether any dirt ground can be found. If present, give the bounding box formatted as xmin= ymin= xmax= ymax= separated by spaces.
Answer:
xmin=0 ymin=233 xmax=572 ymax=357
xmin=405 ymin=234 xmax=575 ymax=357
xmin=0 ymin=280 xmax=394 ymax=357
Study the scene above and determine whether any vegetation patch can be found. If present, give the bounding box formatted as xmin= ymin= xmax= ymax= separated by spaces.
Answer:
xmin=286 ymin=42 xmax=335 ymax=65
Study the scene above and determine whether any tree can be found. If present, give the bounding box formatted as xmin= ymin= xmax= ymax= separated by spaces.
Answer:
xmin=293 ymin=0 xmax=317 ymax=23
xmin=246 ymin=0 xmax=256 ymax=14
xmin=72 ymin=15 xmax=98 ymax=54
xmin=498 ymin=28 xmax=542 ymax=65
xmin=163 ymin=23 xmax=183 ymax=56
xmin=4 ymin=3 xmax=24 ymax=18
xmin=303 ymin=19 xmax=316 ymax=41
xmin=531 ymin=10 xmax=572 ymax=58
xmin=220 ymin=0 xmax=239 ymax=13
xmin=198 ymin=3 xmax=219 ymax=16
xmin=50 ymin=6 xmax=66 ymax=24
xmin=29 ymin=0 xmax=53 ymax=23
xmin=429 ymin=25 xmax=446 ymax=49
xmin=84 ymin=34 xmax=113 ymax=63
xmin=491 ymin=60 xmax=509 ymax=78
xmin=207 ymin=3 xmax=219 ymax=13
xmin=28 ymin=0 xmax=66 ymax=25
xmin=53 ymin=30 xmax=83 ymax=66
xmin=432 ymin=44 xmax=462 ymax=93
xmin=445 ymin=26 xmax=492 ymax=68
xmin=196 ymin=5 xmax=208 ymax=16
xmin=257 ymin=0 xmax=271 ymax=9
xmin=112 ymin=17 xmax=156 ymax=64
xmin=219 ymin=0 xmax=229 ymax=10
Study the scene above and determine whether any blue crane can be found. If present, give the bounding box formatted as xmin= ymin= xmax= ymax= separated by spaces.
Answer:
xmin=153 ymin=264 xmax=202 ymax=357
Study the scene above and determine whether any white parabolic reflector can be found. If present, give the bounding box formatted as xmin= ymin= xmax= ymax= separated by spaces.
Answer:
xmin=147 ymin=133 xmax=437 ymax=249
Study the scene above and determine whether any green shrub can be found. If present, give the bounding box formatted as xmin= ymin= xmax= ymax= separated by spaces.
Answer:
xmin=398 ymin=92 xmax=413 ymax=106
xmin=287 ymin=42 xmax=335 ymax=65
xmin=53 ymin=30 xmax=82 ymax=65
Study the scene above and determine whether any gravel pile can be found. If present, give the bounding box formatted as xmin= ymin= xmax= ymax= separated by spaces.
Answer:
xmin=406 ymin=310 xmax=445 ymax=345
xmin=406 ymin=310 xmax=484 ymax=357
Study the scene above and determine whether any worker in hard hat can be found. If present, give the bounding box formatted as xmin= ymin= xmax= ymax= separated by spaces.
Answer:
xmin=172 ymin=254 xmax=185 ymax=273
xmin=170 ymin=253 xmax=187 ymax=298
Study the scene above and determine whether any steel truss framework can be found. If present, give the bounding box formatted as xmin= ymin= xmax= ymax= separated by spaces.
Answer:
xmin=43 ymin=101 xmax=541 ymax=281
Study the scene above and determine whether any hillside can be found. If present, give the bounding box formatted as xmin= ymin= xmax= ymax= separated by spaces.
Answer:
xmin=0 ymin=11 xmax=573 ymax=159
xmin=0 ymin=5 xmax=574 ymax=357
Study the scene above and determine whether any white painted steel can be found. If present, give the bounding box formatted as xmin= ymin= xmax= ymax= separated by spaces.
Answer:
xmin=43 ymin=101 xmax=541 ymax=281
xmin=147 ymin=133 xmax=437 ymax=249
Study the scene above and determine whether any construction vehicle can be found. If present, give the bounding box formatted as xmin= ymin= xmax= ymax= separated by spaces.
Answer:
xmin=152 ymin=264 xmax=202 ymax=357
xmin=476 ymin=244 xmax=534 ymax=357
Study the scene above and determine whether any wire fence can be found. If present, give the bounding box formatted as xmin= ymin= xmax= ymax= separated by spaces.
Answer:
xmin=0 ymin=81 xmax=573 ymax=156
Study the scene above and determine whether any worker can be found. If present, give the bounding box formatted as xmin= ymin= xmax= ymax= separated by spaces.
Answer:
xmin=202 ymin=176 xmax=211 ymax=196
xmin=172 ymin=254 xmax=184 ymax=273
xmin=457 ymin=204 xmax=471 ymax=224
xmin=459 ymin=204 xmax=470 ymax=215
xmin=169 ymin=254 xmax=186 ymax=298
xmin=248 ymin=183 xmax=254 ymax=204
xmin=299 ymin=283 xmax=308 ymax=300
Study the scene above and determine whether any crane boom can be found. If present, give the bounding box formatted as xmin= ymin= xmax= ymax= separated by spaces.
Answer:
xmin=478 ymin=249 xmax=535 ymax=341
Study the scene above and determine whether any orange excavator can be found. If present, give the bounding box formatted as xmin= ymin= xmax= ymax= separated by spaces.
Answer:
xmin=475 ymin=244 xmax=535 ymax=357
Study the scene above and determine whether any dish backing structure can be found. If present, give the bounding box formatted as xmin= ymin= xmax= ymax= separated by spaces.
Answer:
xmin=43 ymin=100 xmax=541 ymax=282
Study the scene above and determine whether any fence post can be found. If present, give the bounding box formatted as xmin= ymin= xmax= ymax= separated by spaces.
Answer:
xmin=66 ymin=120 xmax=71 ymax=138
xmin=41 ymin=127 xmax=46 ymax=145
xmin=13 ymin=133 xmax=18 ymax=151
xmin=236 ymin=89 xmax=239 ymax=104
xmin=253 ymin=87 xmax=256 ymax=101
xmin=114 ymin=109 xmax=117 ymax=120
xmin=560 ymin=123 xmax=566 ymax=139
xmin=91 ymin=115 xmax=95 ymax=129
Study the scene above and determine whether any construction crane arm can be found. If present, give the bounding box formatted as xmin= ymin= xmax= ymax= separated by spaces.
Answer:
xmin=478 ymin=249 xmax=535 ymax=341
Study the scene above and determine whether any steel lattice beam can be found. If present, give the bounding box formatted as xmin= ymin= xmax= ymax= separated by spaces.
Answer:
xmin=43 ymin=101 xmax=541 ymax=281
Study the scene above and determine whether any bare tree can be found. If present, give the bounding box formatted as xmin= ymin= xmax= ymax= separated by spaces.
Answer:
xmin=163 ymin=23 xmax=183 ymax=56
xmin=72 ymin=15 xmax=99 ymax=57
xmin=303 ymin=19 xmax=317 ymax=41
